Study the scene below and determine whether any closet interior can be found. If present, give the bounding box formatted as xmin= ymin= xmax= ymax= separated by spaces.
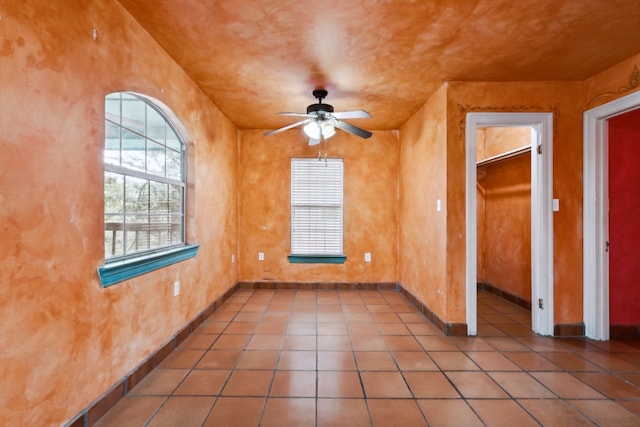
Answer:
xmin=476 ymin=126 xmax=533 ymax=311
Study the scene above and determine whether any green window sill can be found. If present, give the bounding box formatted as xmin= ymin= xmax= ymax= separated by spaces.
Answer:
xmin=98 ymin=244 xmax=199 ymax=287
xmin=288 ymin=255 xmax=347 ymax=264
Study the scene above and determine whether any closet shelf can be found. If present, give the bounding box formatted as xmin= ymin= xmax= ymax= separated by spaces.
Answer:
xmin=476 ymin=145 xmax=531 ymax=167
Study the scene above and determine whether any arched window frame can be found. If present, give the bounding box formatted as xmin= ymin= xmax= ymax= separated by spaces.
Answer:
xmin=98 ymin=92 xmax=198 ymax=287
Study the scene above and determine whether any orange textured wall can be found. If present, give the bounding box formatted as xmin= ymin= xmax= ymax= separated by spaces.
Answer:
xmin=0 ymin=1 xmax=237 ymax=425
xmin=478 ymin=153 xmax=532 ymax=300
xmin=238 ymin=130 xmax=398 ymax=283
xmin=476 ymin=127 xmax=532 ymax=161
xmin=583 ymin=52 xmax=640 ymax=108
xmin=399 ymin=84 xmax=448 ymax=320
xmin=447 ymin=81 xmax=583 ymax=325
xmin=400 ymin=56 xmax=640 ymax=328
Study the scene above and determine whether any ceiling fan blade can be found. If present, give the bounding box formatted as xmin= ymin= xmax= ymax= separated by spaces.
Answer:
xmin=308 ymin=136 xmax=321 ymax=146
xmin=334 ymin=119 xmax=372 ymax=139
xmin=277 ymin=112 xmax=312 ymax=118
xmin=331 ymin=110 xmax=371 ymax=119
xmin=264 ymin=119 xmax=310 ymax=136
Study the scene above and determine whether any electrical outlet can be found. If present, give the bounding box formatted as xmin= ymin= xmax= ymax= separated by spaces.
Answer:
xmin=258 ymin=252 xmax=264 ymax=261
xmin=365 ymin=252 xmax=372 ymax=262
xmin=173 ymin=281 xmax=180 ymax=296
xmin=231 ymin=254 xmax=235 ymax=263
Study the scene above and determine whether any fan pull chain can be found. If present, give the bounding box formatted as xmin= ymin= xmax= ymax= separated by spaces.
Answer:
xmin=322 ymin=137 xmax=328 ymax=165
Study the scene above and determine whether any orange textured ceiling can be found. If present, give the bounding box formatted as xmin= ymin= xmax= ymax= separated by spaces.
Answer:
xmin=117 ymin=0 xmax=640 ymax=130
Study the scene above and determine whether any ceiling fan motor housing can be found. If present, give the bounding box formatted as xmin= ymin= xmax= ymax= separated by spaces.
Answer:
xmin=308 ymin=89 xmax=334 ymax=115
xmin=307 ymin=102 xmax=334 ymax=114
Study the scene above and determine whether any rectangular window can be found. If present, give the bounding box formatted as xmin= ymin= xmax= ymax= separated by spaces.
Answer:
xmin=290 ymin=158 xmax=344 ymax=256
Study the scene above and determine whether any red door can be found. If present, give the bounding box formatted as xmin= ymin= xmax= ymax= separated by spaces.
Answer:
xmin=608 ymin=108 xmax=640 ymax=326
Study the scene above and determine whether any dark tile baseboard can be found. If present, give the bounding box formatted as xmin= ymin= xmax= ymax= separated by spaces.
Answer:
xmin=65 ymin=283 xmax=239 ymax=427
xmin=610 ymin=324 xmax=640 ymax=337
xmin=237 ymin=281 xmax=398 ymax=290
xmin=476 ymin=283 xmax=587 ymax=338
xmin=554 ymin=323 xmax=586 ymax=337
xmin=477 ymin=282 xmax=532 ymax=311
xmin=397 ymin=284 xmax=468 ymax=336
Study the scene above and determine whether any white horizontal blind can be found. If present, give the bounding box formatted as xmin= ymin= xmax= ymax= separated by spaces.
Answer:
xmin=291 ymin=158 xmax=344 ymax=255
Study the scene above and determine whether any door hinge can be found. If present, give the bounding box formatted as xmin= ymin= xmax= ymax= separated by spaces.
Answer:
xmin=605 ymin=241 xmax=610 ymax=252
xmin=538 ymin=298 xmax=544 ymax=310
xmin=537 ymin=145 xmax=543 ymax=155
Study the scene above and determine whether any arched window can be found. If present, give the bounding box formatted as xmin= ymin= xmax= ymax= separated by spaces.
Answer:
xmin=103 ymin=92 xmax=186 ymax=260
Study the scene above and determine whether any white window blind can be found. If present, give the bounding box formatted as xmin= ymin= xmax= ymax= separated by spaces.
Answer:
xmin=291 ymin=158 xmax=344 ymax=255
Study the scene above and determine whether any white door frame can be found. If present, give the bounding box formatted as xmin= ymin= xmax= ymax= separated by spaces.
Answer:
xmin=583 ymin=91 xmax=640 ymax=341
xmin=466 ymin=113 xmax=554 ymax=336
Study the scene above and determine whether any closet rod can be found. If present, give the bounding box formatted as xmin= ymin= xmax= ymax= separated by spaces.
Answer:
xmin=476 ymin=145 xmax=531 ymax=167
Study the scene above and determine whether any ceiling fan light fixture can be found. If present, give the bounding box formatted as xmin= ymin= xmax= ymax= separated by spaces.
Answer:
xmin=264 ymin=89 xmax=371 ymax=140
xmin=303 ymin=121 xmax=321 ymax=139
xmin=321 ymin=121 xmax=335 ymax=139
xmin=304 ymin=120 xmax=335 ymax=141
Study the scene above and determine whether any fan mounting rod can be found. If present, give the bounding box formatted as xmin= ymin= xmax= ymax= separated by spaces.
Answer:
xmin=312 ymin=89 xmax=328 ymax=102
xmin=308 ymin=89 xmax=334 ymax=114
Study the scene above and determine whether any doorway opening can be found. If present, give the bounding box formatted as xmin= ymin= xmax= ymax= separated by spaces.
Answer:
xmin=465 ymin=113 xmax=554 ymax=336
xmin=583 ymin=91 xmax=640 ymax=340
xmin=476 ymin=126 xmax=533 ymax=329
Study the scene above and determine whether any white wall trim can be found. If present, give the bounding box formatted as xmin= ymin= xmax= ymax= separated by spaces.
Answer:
xmin=466 ymin=113 xmax=554 ymax=336
xmin=583 ymin=91 xmax=640 ymax=340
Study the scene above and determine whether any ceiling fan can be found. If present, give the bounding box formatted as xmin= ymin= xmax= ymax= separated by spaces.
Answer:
xmin=264 ymin=89 xmax=372 ymax=146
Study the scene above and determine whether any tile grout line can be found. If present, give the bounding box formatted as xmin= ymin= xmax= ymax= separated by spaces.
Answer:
xmin=96 ymin=288 xmax=640 ymax=426
xmin=145 ymin=289 xmax=258 ymax=427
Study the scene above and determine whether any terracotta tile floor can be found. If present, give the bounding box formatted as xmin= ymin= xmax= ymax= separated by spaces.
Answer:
xmin=95 ymin=289 xmax=640 ymax=426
